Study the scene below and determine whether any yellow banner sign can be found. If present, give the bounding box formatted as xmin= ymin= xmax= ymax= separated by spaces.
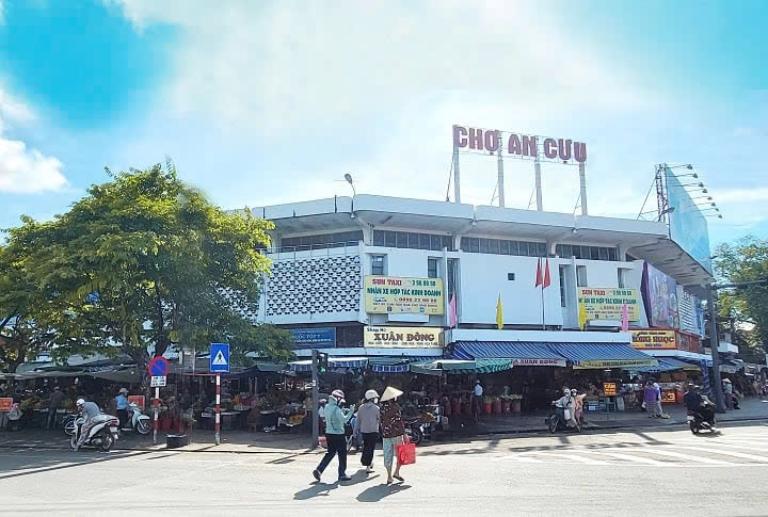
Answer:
xmin=364 ymin=326 xmax=443 ymax=348
xmin=364 ymin=276 xmax=444 ymax=315
xmin=577 ymin=288 xmax=640 ymax=321
xmin=631 ymin=329 xmax=677 ymax=350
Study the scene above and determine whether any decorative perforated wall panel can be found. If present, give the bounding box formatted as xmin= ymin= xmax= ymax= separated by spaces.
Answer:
xmin=267 ymin=255 xmax=361 ymax=316
xmin=219 ymin=287 xmax=260 ymax=323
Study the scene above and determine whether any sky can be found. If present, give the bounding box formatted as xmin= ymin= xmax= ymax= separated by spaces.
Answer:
xmin=0 ymin=0 xmax=766 ymax=248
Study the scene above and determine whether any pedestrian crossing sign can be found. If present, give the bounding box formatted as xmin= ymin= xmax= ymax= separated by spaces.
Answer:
xmin=209 ymin=343 xmax=230 ymax=373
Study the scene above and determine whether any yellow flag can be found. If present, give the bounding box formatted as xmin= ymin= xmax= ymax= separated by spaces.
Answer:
xmin=578 ymin=303 xmax=587 ymax=330
xmin=496 ymin=294 xmax=504 ymax=329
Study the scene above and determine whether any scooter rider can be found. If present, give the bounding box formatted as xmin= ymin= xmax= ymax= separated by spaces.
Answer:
xmin=75 ymin=398 xmax=102 ymax=450
xmin=553 ymin=387 xmax=576 ymax=427
xmin=684 ymin=385 xmax=715 ymax=427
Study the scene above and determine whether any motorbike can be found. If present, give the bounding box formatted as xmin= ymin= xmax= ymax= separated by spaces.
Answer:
xmin=70 ymin=414 xmax=120 ymax=452
xmin=687 ymin=402 xmax=718 ymax=435
xmin=404 ymin=416 xmax=426 ymax=446
xmin=126 ymin=403 xmax=152 ymax=435
xmin=545 ymin=405 xmax=581 ymax=434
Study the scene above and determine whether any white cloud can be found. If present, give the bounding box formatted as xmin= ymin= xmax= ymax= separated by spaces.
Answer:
xmin=0 ymin=88 xmax=67 ymax=193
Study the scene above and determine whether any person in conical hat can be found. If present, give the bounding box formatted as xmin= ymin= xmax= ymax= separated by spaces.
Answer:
xmin=379 ymin=386 xmax=406 ymax=484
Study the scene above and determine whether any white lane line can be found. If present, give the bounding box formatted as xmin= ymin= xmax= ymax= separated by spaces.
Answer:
xmin=587 ymin=451 xmax=666 ymax=465
xmin=674 ymin=446 xmax=768 ymax=463
xmin=695 ymin=441 xmax=768 ymax=455
xmin=540 ymin=452 xmax=610 ymax=465
xmin=635 ymin=448 xmax=733 ymax=465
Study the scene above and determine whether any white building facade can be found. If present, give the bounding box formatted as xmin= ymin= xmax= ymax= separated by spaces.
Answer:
xmin=246 ymin=195 xmax=712 ymax=368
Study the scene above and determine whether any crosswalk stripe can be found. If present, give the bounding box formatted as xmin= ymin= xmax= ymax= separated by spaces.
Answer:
xmin=633 ymin=448 xmax=733 ymax=465
xmin=696 ymin=441 xmax=768 ymax=455
xmin=674 ymin=446 xmax=768 ymax=463
xmin=587 ymin=451 xmax=666 ymax=465
xmin=540 ymin=452 xmax=610 ymax=465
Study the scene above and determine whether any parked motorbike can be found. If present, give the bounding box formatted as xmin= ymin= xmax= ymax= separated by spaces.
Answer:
xmin=70 ymin=414 xmax=120 ymax=452
xmin=404 ymin=416 xmax=426 ymax=446
xmin=545 ymin=405 xmax=581 ymax=434
xmin=687 ymin=402 xmax=719 ymax=435
xmin=126 ymin=403 xmax=152 ymax=435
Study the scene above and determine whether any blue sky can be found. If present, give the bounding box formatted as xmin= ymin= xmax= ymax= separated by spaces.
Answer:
xmin=0 ymin=0 xmax=766 ymax=248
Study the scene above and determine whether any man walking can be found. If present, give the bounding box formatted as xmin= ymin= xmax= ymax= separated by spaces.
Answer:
xmin=473 ymin=380 xmax=484 ymax=422
xmin=47 ymin=386 xmax=65 ymax=430
xmin=115 ymin=388 xmax=130 ymax=430
xmin=313 ymin=389 xmax=355 ymax=483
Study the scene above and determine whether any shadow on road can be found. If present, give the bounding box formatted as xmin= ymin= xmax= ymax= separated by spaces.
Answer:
xmin=357 ymin=483 xmax=412 ymax=502
xmin=0 ymin=449 xmax=149 ymax=480
xmin=294 ymin=482 xmax=339 ymax=500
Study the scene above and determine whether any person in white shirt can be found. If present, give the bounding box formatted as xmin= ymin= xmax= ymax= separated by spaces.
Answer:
xmin=472 ymin=380 xmax=484 ymax=422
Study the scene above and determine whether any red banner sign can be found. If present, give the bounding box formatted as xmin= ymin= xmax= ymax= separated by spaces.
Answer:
xmin=0 ymin=397 xmax=13 ymax=412
xmin=128 ymin=395 xmax=145 ymax=411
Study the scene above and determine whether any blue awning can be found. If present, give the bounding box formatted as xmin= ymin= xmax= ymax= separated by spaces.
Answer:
xmin=639 ymin=357 xmax=699 ymax=372
xmin=451 ymin=341 xmax=567 ymax=367
xmin=368 ymin=357 xmax=434 ymax=374
xmin=288 ymin=357 xmax=368 ymax=372
xmin=546 ymin=343 xmax=657 ymax=369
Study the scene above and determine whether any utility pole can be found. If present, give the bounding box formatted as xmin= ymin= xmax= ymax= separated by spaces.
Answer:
xmin=311 ymin=349 xmax=319 ymax=449
xmin=706 ymin=288 xmax=726 ymax=413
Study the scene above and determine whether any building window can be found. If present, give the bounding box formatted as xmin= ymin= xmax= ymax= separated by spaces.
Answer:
xmin=372 ymin=230 xmax=454 ymax=251
xmin=556 ymin=244 xmax=618 ymax=262
xmin=559 ymin=266 xmax=568 ymax=308
xmin=280 ymin=230 xmax=363 ymax=252
xmin=427 ymin=257 xmax=440 ymax=278
xmin=576 ymin=266 xmax=587 ymax=287
xmin=460 ymin=237 xmax=546 ymax=257
xmin=371 ymin=255 xmax=386 ymax=276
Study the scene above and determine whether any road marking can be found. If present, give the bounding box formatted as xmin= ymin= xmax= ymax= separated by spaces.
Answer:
xmin=540 ymin=452 xmax=610 ymax=465
xmin=634 ymin=448 xmax=733 ymax=465
xmin=674 ymin=446 xmax=768 ymax=463
xmin=582 ymin=450 xmax=666 ymax=465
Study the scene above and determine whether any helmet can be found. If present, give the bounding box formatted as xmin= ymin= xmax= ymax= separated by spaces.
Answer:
xmin=365 ymin=389 xmax=379 ymax=401
xmin=570 ymin=389 xmax=577 ymax=396
xmin=76 ymin=398 xmax=85 ymax=407
xmin=331 ymin=389 xmax=345 ymax=402
xmin=119 ymin=387 xmax=128 ymax=394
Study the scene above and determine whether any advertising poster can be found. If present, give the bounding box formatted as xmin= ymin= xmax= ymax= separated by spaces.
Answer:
xmin=665 ymin=167 xmax=712 ymax=273
xmin=364 ymin=326 xmax=443 ymax=348
xmin=642 ymin=263 xmax=679 ymax=329
xmin=364 ymin=276 xmax=444 ymax=315
xmin=577 ymin=288 xmax=640 ymax=321
xmin=289 ymin=327 xmax=337 ymax=349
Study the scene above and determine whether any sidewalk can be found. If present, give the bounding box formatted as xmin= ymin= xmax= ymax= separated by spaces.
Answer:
xmin=2 ymin=398 xmax=766 ymax=453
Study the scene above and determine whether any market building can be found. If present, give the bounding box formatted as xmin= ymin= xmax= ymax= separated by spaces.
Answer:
xmin=239 ymin=191 xmax=716 ymax=416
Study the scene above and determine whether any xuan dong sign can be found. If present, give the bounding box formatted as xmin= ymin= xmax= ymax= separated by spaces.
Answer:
xmin=453 ymin=124 xmax=587 ymax=164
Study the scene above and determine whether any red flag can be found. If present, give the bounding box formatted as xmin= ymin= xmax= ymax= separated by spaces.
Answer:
xmin=448 ymin=294 xmax=458 ymax=328
xmin=534 ymin=258 xmax=542 ymax=287
xmin=543 ymin=258 xmax=551 ymax=288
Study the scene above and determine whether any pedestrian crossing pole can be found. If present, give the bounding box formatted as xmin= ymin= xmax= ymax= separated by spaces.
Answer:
xmin=215 ymin=374 xmax=221 ymax=445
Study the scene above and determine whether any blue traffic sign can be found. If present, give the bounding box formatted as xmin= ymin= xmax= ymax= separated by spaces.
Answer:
xmin=209 ymin=343 xmax=230 ymax=373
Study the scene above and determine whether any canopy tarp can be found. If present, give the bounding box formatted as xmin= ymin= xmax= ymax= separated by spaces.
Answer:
xmin=638 ymin=357 xmax=699 ymax=373
xmin=288 ymin=357 xmax=368 ymax=372
xmin=546 ymin=343 xmax=657 ymax=369
xmin=368 ymin=356 xmax=436 ymax=374
xmin=409 ymin=359 xmax=512 ymax=376
xmin=451 ymin=341 xmax=567 ymax=367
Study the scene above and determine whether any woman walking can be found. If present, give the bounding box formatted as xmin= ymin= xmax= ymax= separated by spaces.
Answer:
xmin=355 ymin=389 xmax=380 ymax=473
xmin=379 ymin=386 xmax=406 ymax=485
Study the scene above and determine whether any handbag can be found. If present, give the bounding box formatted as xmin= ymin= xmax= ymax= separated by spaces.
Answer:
xmin=396 ymin=436 xmax=416 ymax=466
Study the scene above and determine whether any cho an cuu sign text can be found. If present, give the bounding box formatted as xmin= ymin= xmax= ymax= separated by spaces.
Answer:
xmin=453 ymin=124 xmax=587 ymax=164
xmin=364 ymin=276 xmax=444 ymax=315
xmin=577 ymin=288 xmax=640 ymax=321
xmin=364 ymin=326 xmax=443 ymax=348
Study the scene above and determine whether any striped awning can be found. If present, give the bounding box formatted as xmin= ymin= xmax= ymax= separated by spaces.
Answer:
xmin=546 ymin=343 xmax=657 ymax=369
xmin=368 ymin=357 xmax=433 ymax=374
xmin=639 ymin=357 xmax=699 ymax=373
xmin=288 ymin=357 xmax=369 ymax=372
xmin=451 ymin=341 xmax=567 ymax=367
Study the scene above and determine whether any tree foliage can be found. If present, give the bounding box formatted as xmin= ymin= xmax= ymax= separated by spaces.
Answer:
xmin=3 ymin=165 xmax=292 ymax=370
xmin=715 ymin=236 xmax=768 ymax=357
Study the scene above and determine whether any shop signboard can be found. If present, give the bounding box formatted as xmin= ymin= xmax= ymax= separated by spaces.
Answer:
xmin=289 ymin=327 xmax=336 ymax=349
xmin=603 ymin=382 xmax=618 ymax=396
xmin=512 ymin=358 xmax=566 ymax=367
xmin=128 ymin=395 xmax=145 ymax=411
xmin=0 ymin=397 xmax=12 ymax=412
xmin=642 ymin=263 xmax=679 ymax=329
xmin=364 ymin=276 xmax=444 ymax=315
xmin=577 ymin=288 xmax=640 ymax=321
xmin=574 ymin=358 xmax=656 ymax=370
xmin=631 ymin=329 xmax=677 ymax=350
xmin=364 ymin=326 xmax=443 ymax=348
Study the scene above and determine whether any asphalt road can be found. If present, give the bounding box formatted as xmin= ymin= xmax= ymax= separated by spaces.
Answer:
xmin=1 ymin=422 xmax=766 ymax=516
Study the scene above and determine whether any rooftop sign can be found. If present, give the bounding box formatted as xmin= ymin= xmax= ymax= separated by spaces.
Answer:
xmin=453 ymin=124 xmax=587 ymax=164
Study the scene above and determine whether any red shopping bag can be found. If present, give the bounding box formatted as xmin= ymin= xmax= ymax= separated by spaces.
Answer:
xmin=396 ymin=438 xmax=416 ymax=465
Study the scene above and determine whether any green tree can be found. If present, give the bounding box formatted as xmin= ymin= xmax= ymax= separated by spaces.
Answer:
xmin=15 ymin=164 xmax=292 ymax=370
xmin=715 ymin=236 xmax=768 ymax=360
